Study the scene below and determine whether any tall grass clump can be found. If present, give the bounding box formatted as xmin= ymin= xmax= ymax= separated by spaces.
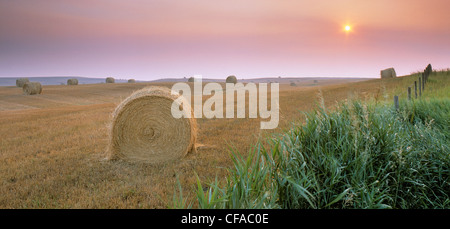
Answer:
xmin=268 ymin=99 xmax=449 ymax=209
xmin=175 ymin=98 xmax=449 ymax=209
xmin=172 ymin=145 xmax=279 ymax=209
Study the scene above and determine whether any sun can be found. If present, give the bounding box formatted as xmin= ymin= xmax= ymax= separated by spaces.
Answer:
xmin=344 ymin=25 xmax=351 ymax=32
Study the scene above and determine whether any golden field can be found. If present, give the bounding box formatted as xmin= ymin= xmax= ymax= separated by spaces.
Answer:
xmin=0 ymin=77 xmax=420 ymax=208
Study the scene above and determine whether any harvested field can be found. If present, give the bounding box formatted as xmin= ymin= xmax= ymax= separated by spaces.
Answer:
xmin=0 ymin=77 xmax=403 ymax=208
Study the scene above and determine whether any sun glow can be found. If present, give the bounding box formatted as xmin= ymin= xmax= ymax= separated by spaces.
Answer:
xmin=345 ymin=25 xmax=351 ymax=32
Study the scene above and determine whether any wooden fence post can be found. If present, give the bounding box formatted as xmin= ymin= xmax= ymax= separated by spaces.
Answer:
xmin=408 ymin=87 xmax=411 ymax=101
xmin=422 ymin=74 xmax=425 ymax=91
xmin=418 ymin=77 xmax=422 ymax=97
xmin=394 ymin=95 xmax=399 ymax=110
xmin=414 ymin=81 xmax=417 ymax=99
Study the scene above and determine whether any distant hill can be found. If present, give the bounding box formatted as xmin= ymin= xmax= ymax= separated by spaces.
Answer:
xmin=0 ymin=77 xmax=136 ymax=87
xmin=146 ymin=76 xmax=373 ymax=84
xmin=0 ymin=76 xmax=373 ymax=87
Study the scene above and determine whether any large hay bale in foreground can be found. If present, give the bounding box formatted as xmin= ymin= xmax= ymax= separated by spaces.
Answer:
xmin=106 ymin=77 xmax=115 ymax=83
xmin=226 ymin=75 xmax=237 ymax=83
xmin=67 ymin=78 xmax=78 ymax=85
xmin=128 ymin=79 xmax=136 ymax=83
xmin=380 ymin=68 xmax=396 ymax=78
xmin=16 ymin=78 xmax=29 ymax=87
xmin=108 ymin=86 xmax=197 ymax=163
xmin=23 ymin=82 xmax=42 ymax=95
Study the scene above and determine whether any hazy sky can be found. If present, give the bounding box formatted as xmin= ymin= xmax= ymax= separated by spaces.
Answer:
xmin=1 ymin=0 xmax=449 ymax=80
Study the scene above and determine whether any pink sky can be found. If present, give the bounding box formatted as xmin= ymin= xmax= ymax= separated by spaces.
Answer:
xmin=1 ymin=0 xmax=449 ymax=80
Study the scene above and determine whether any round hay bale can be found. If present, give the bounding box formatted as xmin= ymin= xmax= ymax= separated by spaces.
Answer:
xmin=128 ymin=79 xmax=136 ymax=83
xmin=108 ymin=86 xmax=197 ymax=164
xmin=380 ymin=68 xmax=396 ymax=78
xmin=16 ymin=78 xmax=30 ymax=87
xmin=226 ymin=75 xmax=237 ymax=83
xmin=106 ymin=77 xmax=115 ymax=83
xmin=290 ymin=82 xmax=296 ymax=86
xmin=23 ymin=82 xmax=42 ymax=95
xmin=188 ymin=77 xmax=195 ymax=82
xmin=67 ymin=78 xmax=78 ymax=85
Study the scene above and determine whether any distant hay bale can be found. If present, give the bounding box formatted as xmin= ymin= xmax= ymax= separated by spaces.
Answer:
xmin=188 ymin=77 xmax=195 ymax=82
xmin=313 ymin=80 xmax=318 ymax=84
xmin=128 ymin=79 xmax=136 ymax=83
xmin=106 ymin=77 xmax=115 ymax=83
xmin=108 ymin=86 xmax=197 ymax=164
xmin=16 ymin=78 xmax=29 ymax=87
xmin=67 ymin=78 xmax=78 ymax=85
xmin=226 ymin=75 xmax=237 ymax=83
xmin=290 ymin=82 xmax=296 ymax=86
xmin=23 ymin=82 xmax=42 ymax=95
xmin=380 ymin=68 xmax=396 ymax=78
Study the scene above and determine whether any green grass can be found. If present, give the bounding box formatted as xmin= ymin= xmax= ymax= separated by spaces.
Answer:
xmin=388 ymin=70 xmax=450 ymax=101
xmin=172 ymin=72 xmax=450 ymax=209
xmin=269 ymin=98 xmax=449 ymax=209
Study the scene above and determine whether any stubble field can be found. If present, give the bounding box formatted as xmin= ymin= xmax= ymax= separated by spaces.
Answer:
xmin=0 ymin=77 xmax=407 ymax=208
